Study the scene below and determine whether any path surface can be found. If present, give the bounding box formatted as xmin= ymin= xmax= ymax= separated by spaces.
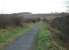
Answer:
xmin=6 ymin=26 xmax=39 ymax=50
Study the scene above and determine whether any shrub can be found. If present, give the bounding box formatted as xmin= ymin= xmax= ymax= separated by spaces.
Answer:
xmin=48 ymin=13 xmax=69 ymax=49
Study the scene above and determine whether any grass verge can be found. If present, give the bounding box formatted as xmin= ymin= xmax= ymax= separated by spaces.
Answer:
xmin=0 ymin=25 xmax=32 ymax=50
xmin=37 ymin=22 xmax=50 ymax=50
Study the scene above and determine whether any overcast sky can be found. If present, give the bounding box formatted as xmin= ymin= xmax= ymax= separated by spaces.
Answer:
xmin=0 ymin=0 xmax=66 ymax=14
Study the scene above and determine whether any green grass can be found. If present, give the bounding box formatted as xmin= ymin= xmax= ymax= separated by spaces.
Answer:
xmin=37 ymin=22 xmax=65 ymax=50
xmin=0 ymin=25 xmax=32 ymax=50
xmin=37 ymin=22 xmax=50 ymax=50
xmin=37 ymin=22 xmax=60 ymax=50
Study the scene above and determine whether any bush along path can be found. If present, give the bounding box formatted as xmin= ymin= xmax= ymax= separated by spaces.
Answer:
xmin=6 ymin=25 xmax=39 ymax=50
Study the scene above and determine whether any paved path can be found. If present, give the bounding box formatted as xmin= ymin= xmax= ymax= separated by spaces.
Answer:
xmin=6 ymin=26 xmax=39 ymax=50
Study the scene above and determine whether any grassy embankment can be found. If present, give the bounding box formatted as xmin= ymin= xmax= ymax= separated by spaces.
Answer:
xmin=37 ymin=22 xmax=51 ymax=50
xmin=0 ymin=23 xmax=33 ymax=50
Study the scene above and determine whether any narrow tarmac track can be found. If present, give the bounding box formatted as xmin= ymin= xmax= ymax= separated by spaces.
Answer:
xmin=6 ymin=26 xmax=39 ymax=50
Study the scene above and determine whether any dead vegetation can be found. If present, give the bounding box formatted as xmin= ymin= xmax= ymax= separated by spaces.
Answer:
xmin=48 ymin=13 xmax=69 ymax=50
